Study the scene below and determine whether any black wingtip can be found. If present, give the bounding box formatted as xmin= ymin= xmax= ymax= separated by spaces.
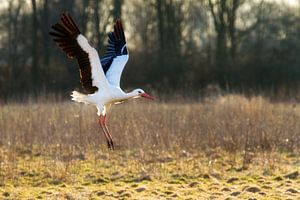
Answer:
xmin=113 ymin=19 xmax=125 ymax=41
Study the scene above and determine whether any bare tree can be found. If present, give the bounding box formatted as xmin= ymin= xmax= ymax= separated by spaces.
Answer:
xmin=112 ymin=0 xmax=123 ymax=21
xmin=227 ymin=0 xmax=242 ymax=64
xmin=42 ymin=0 xmax=49 ymax=72
xmin=208 ymin=0 xmax=228 ymax=73
xmin=94 ymin=0 xmax=102 ymax=50
xmin=7 ymin=0 xmax=23 ymax=91
xmin=31 ymin=0 xmax=38 ymax=88
xmin=79 ymin=0 xmax=90 ymax=35
xmin=208 ymin=0 xmax=243 ymax=86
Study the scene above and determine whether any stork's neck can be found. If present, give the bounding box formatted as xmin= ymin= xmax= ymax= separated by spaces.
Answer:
xmin=119 ymin=88 xmax=153 ymax=101
xmin=125 ymin=90 xmax=139 ymax=99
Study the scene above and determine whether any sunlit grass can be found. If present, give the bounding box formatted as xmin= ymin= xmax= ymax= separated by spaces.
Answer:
xmin=0 ymin=94 xmax=300 ymax=199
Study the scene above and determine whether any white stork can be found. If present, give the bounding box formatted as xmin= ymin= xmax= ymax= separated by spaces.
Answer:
xmin=49 ymin=13 xmax=154 ymax=150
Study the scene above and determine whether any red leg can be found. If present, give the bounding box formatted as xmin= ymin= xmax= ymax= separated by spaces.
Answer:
xmin=103 ymin=114 xmax=114 ymax=150
xmin=104 ymin=114 xmax=108 ymax=125
xmin=99 ymin=115 xmax=112 ymax=149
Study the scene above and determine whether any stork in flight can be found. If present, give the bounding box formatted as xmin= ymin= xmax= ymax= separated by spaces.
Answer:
xmin=49 ymin=13 xmax=154 ymax=150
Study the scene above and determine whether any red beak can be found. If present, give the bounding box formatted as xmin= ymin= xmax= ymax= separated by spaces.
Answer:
xmin=141 ymin=92 xmax=155 ymax=100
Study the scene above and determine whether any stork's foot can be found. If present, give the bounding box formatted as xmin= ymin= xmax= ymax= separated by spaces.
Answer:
xmin=107 ymin=139 xmax=114 ymax=150
xmin=110 ymin=140 xmax=114 ymax=150
xmin=107 ymin=140 xmax=111 ymax=150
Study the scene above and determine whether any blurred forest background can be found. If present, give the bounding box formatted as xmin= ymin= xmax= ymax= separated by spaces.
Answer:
xmin=0 ymin=0 xmax=300 ymax=100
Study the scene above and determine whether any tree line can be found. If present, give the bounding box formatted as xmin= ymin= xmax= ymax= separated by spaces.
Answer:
xmin=0 ymin=0 xmax=300 ymax=99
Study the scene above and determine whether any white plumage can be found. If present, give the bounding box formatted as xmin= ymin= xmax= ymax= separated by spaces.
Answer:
xmin=77 ymin=34 xmax=108 ymax=88
xmin=106 ymin=55 xmax=129 ymax=86
xmin=50 ymin=13 xmax=154 ymax=150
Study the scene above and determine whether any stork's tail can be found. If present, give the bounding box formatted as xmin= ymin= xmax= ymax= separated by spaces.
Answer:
xmin=71 ymin=91 xmax=89 ymax=104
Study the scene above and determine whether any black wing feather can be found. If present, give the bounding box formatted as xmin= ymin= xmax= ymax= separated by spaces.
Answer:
xmin=49 ymin=13 xmax=98 ymax=94
xmin=100 ymin=20 xmax=128 ymax=74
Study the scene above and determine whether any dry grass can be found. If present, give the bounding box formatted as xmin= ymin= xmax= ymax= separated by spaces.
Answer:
xmin=0 ymin=94 xmax=300 ymax=199
xmin=1 ymin=94 xmax=300 ymax=153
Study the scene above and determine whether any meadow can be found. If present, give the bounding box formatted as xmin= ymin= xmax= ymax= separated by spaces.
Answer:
xmin=0 ymin=94 xmax=300 ymax=199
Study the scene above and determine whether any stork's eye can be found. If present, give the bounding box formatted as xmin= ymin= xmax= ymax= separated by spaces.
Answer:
xmin=138 ymin=91 xmax=142 ymax=94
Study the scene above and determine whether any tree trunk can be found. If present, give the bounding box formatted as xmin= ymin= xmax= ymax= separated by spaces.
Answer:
xmin=42 ymin=0 xmax=49 ymax=71
xmin=112 ymin=0 xmax=123 ymax=21
xmin=208 ymin=0 xmax=228 ymax=86
xmin=80 ymin=0 xmax=90 ymax=35
xmin=94 ymin=0 xmax=102 ymax=50
xmin=156 ymin=0 xmax=165 ymax=62
xmin=227 ymin=0 xmax=240 ymax=64
xmin=31 ymin=0 xmax=38 ymax=89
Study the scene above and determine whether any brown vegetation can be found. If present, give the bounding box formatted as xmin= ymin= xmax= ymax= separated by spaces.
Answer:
xmin=1 ymin=94 xmax=299 ymax=154
xmin=0 ymin=95 xmax=300 ymax=199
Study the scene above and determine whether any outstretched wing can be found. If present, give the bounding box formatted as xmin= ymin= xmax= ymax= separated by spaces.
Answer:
xmin=101 ymin=20 xmax=129 ymax=87
xmin=49 ymin=13 xmax=108 ymax=94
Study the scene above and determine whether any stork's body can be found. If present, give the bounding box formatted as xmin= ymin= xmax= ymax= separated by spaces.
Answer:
xmin=50 ymin=13 xmax=153 ymax=150
xmin=71 ymin=83 xmax=141 ymax=116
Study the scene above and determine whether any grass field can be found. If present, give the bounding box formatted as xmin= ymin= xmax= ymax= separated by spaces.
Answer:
xmin=0 ymin=95 xmax=300 ymax=199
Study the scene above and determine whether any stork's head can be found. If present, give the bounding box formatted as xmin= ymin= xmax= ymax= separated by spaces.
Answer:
xmin=133 ymin=89 xmax=154 ymax=100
